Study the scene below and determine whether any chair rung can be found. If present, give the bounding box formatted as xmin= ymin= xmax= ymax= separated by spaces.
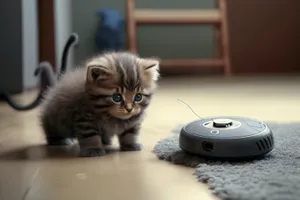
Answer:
xmin=160 ymin=59 xmax=224 ymax=67
xmin=134 ymin=9 xmax=220 ymax=24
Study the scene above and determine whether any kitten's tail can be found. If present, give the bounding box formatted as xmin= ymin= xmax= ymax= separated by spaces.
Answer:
xmin=58 ymin=32 xmax=79 ymax=79
xmin=0 ymin=33 xmax=79 ymax=111
xmin=0 ymin=62 xmax=55 ymax=111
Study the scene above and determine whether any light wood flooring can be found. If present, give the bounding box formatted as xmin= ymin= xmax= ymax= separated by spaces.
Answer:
xmin=1 ymin=75 xmax=300 ymax=200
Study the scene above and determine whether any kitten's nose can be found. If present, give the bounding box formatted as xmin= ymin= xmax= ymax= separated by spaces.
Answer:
xmin=125 ymin=104 xmax=133 ymax=112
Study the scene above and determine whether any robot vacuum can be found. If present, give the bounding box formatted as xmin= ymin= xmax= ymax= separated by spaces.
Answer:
xmin=179 ymin=116 xmax=274 ymax=160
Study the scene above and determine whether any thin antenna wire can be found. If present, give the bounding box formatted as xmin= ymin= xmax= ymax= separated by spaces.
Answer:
xmin=177 ymin=99 xmax=202 ymax=119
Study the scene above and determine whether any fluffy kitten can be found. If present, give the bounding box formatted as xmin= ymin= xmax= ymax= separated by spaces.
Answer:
xmin=39 ymin=51 xmax=160 ymax=157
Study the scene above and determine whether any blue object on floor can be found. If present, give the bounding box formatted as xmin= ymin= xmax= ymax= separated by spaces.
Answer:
xmin=95 ymin=9 xmax=125 ymax=52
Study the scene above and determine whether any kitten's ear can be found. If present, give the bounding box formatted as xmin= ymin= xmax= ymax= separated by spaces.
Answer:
xmin=86 ymin=65 xmax=112 ymax=83
xmin=139 ymin=58 xmax=160 ymax=81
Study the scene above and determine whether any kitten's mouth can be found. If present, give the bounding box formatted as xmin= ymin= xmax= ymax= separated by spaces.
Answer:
xmin=107 ymin=111 xmax=134 ymax=120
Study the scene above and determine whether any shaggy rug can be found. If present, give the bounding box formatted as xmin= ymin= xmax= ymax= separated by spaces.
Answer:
xmin=153 ymin=122 xmax=300 ymax=200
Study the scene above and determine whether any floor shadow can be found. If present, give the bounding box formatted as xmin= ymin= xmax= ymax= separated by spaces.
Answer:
xmin=0 ymin=144 xmax=120 ymax=161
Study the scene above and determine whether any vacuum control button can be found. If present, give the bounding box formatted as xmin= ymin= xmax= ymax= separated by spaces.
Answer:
xmin=213 ymin=118 xmax=233 ymax=128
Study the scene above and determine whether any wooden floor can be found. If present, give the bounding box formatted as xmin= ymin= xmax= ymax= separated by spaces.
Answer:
xmin=1 ymin=75 xmax=300 ymax=200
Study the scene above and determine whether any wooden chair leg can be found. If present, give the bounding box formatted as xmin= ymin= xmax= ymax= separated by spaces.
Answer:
xmin=219 ymin=0 xmax=231 ymax=76
xmin=214 ymin=1 xmax=221 ymax=59
xmin=214 ymin=24 xmax=222 ymax=59
xmin=126 ymin=0 xmax=137 ymax=54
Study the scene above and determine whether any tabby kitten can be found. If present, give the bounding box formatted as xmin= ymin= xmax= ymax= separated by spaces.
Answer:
xmin=39 ymin=51 xmax=160 ymax=157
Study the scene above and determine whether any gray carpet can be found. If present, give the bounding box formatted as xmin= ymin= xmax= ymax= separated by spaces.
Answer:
xmin=153 ymin=122 xmax=300 ymax=200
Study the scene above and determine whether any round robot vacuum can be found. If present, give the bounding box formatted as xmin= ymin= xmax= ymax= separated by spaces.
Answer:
xmin=179 ymin=116 xmax=274 ymax=160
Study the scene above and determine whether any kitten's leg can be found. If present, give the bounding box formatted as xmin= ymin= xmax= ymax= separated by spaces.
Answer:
xmin=118 ymin=125 xmax=142 ymax=151
xmin=74 ymin=114 xmax=106 ymax=157
xmin=101 ymin=134 xmax=112 ymax=145
xmin=46 ymin=136 xmax=73 ymax=146
xmin=42 ymin=121 xmax=73 ymax=146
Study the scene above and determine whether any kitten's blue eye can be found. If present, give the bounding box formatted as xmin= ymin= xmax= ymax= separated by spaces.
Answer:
xmin=134 ymin=94 xmax=143 ymax=102
xmin=112 ymin=94 xmax=122 ymax=103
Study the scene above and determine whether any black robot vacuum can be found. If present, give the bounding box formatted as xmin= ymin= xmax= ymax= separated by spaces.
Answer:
xmin=179 ymin=116 xmax=274 ymax=160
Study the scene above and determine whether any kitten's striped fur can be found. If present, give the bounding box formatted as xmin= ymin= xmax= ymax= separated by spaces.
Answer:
xmin=39 ymin=51 xmax=160 ymax=157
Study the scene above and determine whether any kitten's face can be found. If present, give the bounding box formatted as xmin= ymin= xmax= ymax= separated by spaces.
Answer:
xmin=85 ymin=52 xmax=160 ymax=120
xmin=101 ymin=87 xmax=150 ymax=119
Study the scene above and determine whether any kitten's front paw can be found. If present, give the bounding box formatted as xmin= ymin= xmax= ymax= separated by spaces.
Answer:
xmin=120 ymin=143 xmax=142 ymax=152
xmin=80 ymin=148 xmax=106 ymax=157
